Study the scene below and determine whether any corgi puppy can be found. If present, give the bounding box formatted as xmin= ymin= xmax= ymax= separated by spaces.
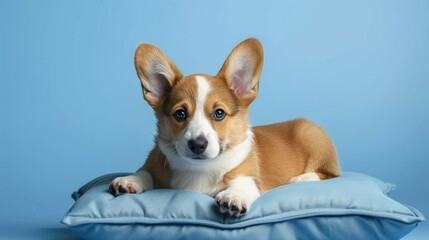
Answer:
xmin=110 ymin=38 xmax=340 ymax=217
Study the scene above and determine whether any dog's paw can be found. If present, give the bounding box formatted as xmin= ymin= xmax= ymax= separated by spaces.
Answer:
xmin=215 ymin=190 xmax=251 ymax=217
xmin=289 ymin=172 xmax=320 ymax=183
xmin=109 ymin=175 xmax=145 ymax=196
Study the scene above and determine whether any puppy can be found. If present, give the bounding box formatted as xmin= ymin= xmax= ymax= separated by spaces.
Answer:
xmin=109 ymin=38 xmax=341 ymax=217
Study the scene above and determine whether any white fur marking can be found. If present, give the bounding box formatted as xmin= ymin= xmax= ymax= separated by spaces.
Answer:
xmin=289 ymin=172 xmax=320 ymax=183
xmin=170 ymin=170 xmax=222 ymax=196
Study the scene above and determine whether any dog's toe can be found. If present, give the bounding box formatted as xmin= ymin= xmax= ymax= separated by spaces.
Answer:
xmin=240 ymin=206 xmax=247 ymax=214
xmin=118 ymin=185 xmax=128 ymax=194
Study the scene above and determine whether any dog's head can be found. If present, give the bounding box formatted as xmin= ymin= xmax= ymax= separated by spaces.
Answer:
xmin=134 ymin=39 xmax=263 ymax=170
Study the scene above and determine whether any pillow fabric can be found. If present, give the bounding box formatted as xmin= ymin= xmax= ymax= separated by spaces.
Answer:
xmin=62 ymin=172 xmax=424 ymax=240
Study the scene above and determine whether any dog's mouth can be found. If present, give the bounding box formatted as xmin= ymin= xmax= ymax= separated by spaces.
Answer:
xmin=183 ymin=146 xmax=224 ymax=161
xmin=191 ymin=155 xmax=207 ymax=160
xmin=173 ymin=147 xmax=212 ymax=162
xmin=186 ymin=152 xmax=213 ymax=161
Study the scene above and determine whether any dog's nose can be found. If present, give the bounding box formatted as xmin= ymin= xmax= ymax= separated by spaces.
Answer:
xmin=188 ymin=136 xmax=208 ymax=155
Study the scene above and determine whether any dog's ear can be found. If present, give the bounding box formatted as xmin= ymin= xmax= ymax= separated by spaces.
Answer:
xmin=134 ymin=44 xmax=183 ymax=108
xmin=217 ymin=38 xmax=264 ymax=104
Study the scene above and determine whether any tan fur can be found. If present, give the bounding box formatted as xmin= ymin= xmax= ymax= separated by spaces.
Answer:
xmin=226 ymin=119 xmax=340 ymax=193
xmin=120 ymin=38 xmax=340 ymax=199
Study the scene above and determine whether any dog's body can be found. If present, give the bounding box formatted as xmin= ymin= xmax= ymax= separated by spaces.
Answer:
xmin=110 ymin=39 xmax=340 ymax=217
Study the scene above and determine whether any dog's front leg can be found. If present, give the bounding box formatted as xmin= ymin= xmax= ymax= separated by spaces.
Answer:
xmin=215 ymin=176 xmax=260 ymax=217
xmin=109 ymin=170 xmax=153 ymax=196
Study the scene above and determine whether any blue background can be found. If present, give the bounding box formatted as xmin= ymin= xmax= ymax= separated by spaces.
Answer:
xmin=1 ymin=0 xmax=428 ymax=239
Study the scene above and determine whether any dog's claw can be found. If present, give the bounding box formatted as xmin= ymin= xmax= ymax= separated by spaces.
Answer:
xmin=118 ymin=185 xmax=128 ymax=194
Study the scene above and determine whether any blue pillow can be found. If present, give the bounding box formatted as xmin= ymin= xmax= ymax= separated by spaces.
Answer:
xmin=62 ymin=172 xmax=424 ymax=240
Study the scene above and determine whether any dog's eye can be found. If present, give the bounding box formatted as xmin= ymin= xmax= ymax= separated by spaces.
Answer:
xmin=213 ymin=109 xmax=226 ymax=121
xmin=173 ymin=109 xmax=187 ymax=122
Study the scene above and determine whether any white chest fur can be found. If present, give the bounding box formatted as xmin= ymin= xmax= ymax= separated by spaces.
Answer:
xmin=170 ymin=170 xmax=223 ymax=197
